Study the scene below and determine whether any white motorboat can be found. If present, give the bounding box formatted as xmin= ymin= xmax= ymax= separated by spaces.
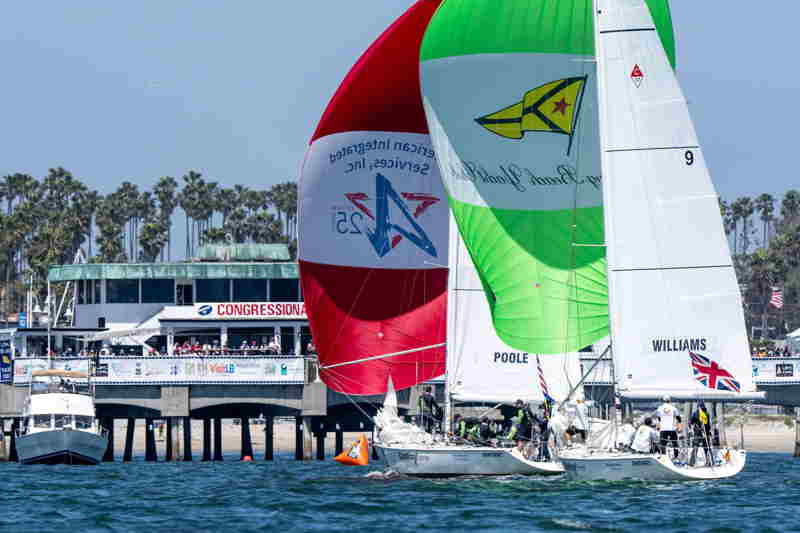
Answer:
xmin=16 ymin=369 xmax=108 ymax=465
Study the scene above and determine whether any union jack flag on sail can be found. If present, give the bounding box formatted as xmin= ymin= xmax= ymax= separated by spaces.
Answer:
xmin=689 ymin=351 xmax=740 ymax=393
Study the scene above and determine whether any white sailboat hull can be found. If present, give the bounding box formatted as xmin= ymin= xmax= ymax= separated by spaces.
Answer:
xmin=16 ymin=428 xmax=108 ymax=465
xmin=559 ymin=448 xmax=746 ymax=482
xmin=375 ymin=443 xmax=564 ymax=476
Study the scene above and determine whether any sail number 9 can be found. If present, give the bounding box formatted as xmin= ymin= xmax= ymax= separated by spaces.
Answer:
xmin=685 ymin=150 xmax=694 ymax=166
xmin=335 ymin=211 xmax=363 ymax=234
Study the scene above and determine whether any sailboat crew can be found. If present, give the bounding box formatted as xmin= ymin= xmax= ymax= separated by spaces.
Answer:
xmin=418 ymin=386 xmax=440 ymax=433
xmin=655 ymin=395 xmax=680 ymax=459
xmin=506 ymin=399 xmax=532 ymax=450
xmin=631 ymin=418 xmax=659 ymax=454
xmin=690 ymin=402 xmax=714 ymax=466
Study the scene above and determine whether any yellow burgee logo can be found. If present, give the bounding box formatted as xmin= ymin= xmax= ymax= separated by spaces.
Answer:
xmin=475 ymin=76 xmax=587 ymax=155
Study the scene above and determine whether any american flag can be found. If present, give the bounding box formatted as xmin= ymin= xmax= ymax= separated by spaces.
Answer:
xmin=689 ymin=351 xmax=741 ymax=393
xmin=536 ymin=354 xmax=555 ymax=417
xmin=770 ymin=287 xmax=784 ymax=309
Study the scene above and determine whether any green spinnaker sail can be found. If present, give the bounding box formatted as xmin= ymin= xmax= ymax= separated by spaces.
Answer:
xmin=421 ymin=0 xmax=675 ymax=354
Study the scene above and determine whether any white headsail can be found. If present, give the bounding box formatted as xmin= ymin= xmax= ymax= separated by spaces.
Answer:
xmin=595 ymin=0 xmax=762 ymax=401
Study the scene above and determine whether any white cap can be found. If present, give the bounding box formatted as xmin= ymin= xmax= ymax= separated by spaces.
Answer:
xmin=662 ymin=395 xmax=671 ymax=402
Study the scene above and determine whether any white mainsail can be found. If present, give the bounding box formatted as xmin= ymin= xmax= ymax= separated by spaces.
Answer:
xmin=446 ymin=214 xmax=582 ymax=404
xmin=595 ymin=0 xmax=761 ymax=400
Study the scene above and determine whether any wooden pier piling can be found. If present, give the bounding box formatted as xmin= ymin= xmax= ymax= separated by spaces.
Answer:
xmin=794 ymin=408 xmax=800 ymax=458
xmin=183 ymin=417 xmax=192 ymax=461
xmin=240 ymin=417 xmax=253 ymax=460
xmin=315 ymin=426 xmax=325 ymax=461
xmin=102 ymin=417 xmax=114 ymax=461
xmin=264 ymin=416 xmax=274 ymax=461
xmin=123 ymin=418 xmax=135 ymax=461
xmin=202 ymin=419 xmax=211 ymax=461
xmin=145 ymin=418 xmax=157 ymax=462
xmin=335 ymin=424 xmax=343 ymax=456
xmin=294 ymin=416 xmax=303 ymax=460
xmin=165 ymin=418 xmax=174 ymax=461
xmin=213 ymin=418 xmax=223 ymax=461
xmin=9 ymin=418 xmax=18 ymax=462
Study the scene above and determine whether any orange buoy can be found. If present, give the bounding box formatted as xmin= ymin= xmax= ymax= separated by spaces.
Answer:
xmin=334 ymin=434 xmax=369 ymax=466
xmin=242 ymin=455 xmax=253 ymax=462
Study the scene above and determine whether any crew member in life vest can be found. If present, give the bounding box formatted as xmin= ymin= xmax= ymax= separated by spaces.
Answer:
xmin=506 ymin=399 xmax=532 ymax=451
xmin=452 ymin=414 xmax=467 ymax=439
xmin=418 ymin=386 xmax=440 ymax=434
xmin=690 ymin=401 xmax=714 ymax=466
xmin=532 ymin=404 xmax=551 ymax=461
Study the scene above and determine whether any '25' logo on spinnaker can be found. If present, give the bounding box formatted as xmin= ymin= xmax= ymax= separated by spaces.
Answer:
xmin=343 ymin=173 xmax=440 ymax=258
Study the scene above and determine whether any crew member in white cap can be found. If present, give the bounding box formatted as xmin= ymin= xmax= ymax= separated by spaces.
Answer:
xmin=655 ymin=395 xmax=679 ymax=459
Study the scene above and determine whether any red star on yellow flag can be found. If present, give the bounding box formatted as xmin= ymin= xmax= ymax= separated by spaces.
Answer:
xmin=553 ymin=97 xmax=571 ymax=115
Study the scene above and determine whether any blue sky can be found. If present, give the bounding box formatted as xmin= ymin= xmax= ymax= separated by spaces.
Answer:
xmin=0 ymin=2 xmax=796 ymax=257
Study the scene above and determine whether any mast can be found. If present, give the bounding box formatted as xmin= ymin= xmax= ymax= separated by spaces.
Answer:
xmin=46 ymin=279 xmax=52 ymax=370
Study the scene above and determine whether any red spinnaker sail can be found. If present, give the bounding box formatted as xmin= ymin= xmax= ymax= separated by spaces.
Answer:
xmin=298 ymin=0 xmax=446 ymax=395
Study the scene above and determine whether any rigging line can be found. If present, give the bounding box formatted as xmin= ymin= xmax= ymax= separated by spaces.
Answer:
xmin=319 ymin=343 xmax=447 ymax=370
xmin=322 ymin=372 xmax=382 ymax=421
xmin=563 ymin=344 xmax=611 ymax=405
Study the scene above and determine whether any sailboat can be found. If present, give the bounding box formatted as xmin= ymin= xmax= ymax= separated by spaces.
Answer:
xmin=557 ymin=0 xmax=764 ymax=481
xmin=413 ymin=0 xmax=674 ymax=474
xmin=374 ymin=214 xmax=579 ymax=476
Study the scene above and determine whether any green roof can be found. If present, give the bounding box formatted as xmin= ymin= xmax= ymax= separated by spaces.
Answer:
xmin=48 ymin=262 xmax=299 ymax=282
xmin=195 ymin=244 xmax=290 ymax=262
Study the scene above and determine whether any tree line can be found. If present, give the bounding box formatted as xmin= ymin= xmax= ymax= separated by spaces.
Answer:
xmin=719 ymin=191 xmax=800 ymax=341
xmin=0 ymin=168 xmax=297 ymax=315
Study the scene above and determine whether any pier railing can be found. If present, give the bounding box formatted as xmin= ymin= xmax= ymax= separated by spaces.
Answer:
xmin=10 ymin=356 xmax=307 ymax=385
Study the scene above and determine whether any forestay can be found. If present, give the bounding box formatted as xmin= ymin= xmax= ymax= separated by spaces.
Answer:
xmin=298 ymin=0 xmax=447 ymax=395
xmin=446 ymin=214 xmax=583 ymax=404
xmin=595 ymin=0 xmax=761 ymax=400
xmin=420 ymin=0 xmax=675 ymax=355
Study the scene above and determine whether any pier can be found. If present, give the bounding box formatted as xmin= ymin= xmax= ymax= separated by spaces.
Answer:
xmin=0 ymin=355 xmax=425 ymax=462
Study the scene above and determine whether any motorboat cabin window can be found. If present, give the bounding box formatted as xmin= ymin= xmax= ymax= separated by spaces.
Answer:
xmin=107 ymin=279 xmax=139 ymax=304
xmin=54 ymin=414 xmax=71 ymax=428
xmin=75 ymin=416 xmax=93 ymax=430
xmin=33 ymin=415 xmax=51 ymax=429
xmin=142 ymin=279 xmax=175 ymax=304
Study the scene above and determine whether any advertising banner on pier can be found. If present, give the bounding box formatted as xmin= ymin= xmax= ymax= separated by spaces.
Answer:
xmin=752 ymin=358 xmax=800 ymax=383
xmin=13 ymin=357 xmax=305 ymax=385
xmin=194 ymin=302 xmax=307 ymax=320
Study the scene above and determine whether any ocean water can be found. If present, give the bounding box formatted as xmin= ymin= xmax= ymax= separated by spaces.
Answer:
xmin=2 ymin=452 xmax=797 ymax=533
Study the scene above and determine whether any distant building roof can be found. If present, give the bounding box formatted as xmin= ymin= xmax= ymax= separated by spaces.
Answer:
xmin=196 ymin=244 xmax=290 ymax=262
xmin=48 ymin=262 xmax=299 ymax=282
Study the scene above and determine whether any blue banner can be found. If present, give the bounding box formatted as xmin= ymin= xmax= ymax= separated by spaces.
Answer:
xmin=0 ymin=339 xmax=12 ymax=384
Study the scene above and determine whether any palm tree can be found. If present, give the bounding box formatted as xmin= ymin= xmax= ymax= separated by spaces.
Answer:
xmin=754 ymin=193 xmax=775 ymax=249
xmin=153 ymin=176 xmax=178 ymax=261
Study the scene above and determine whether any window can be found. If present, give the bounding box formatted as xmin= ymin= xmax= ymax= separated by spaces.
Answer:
xmin=106 ymin=279 xmax=139 ymax=304
xmin=33 ymin=415 xmax=51 ymax=428
xmin=233 ymin=279 xmax=267 ymax=302
xmin=75 ymin=416 xmax=93 ymax=429
xmin=54 ymin=414 xmax=71 ymax=428
xmin=196 ymin=279 xmax=229 ymax=303
xmin=270 ymin=279 xmax=300 ymax=302
xmin=94 ymin=280 xmax=102 ymax=304
xmin=142 ymin=279 xmax=175 ymax=303
xmin=77 ymin=280 xmax=86 ymax=305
